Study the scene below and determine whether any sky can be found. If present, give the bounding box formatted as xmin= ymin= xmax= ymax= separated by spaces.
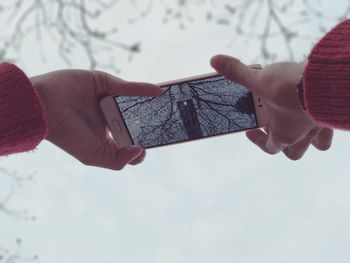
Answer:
xmin=1 ymin=1 xmax=350 ymax=263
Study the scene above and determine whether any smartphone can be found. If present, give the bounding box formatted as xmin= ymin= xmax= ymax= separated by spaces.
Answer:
xmin=100 ymin=73 xmax=268 ymax=149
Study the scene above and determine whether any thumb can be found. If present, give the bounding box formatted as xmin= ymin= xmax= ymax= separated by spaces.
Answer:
xmin=105 ymin=146 xmax=144 ymax=170
xmin=210 ymin=55 xmax=262 ymax=95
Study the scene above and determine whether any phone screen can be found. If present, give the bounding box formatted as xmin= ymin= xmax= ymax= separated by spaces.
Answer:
xmin=114 ymin=75 xmax=258 ymax=148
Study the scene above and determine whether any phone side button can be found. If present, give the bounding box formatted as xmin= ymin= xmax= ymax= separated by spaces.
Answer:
xmin=112 ymin=120 xmax=123 ymax=133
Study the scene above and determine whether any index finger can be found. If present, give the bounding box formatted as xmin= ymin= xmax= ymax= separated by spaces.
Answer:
xmin=210 ymin=55 xmax=263 ymax=96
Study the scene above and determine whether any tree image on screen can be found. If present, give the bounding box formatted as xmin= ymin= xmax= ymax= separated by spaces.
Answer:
xmin=116 ymin=76 xmax=257 ymax=148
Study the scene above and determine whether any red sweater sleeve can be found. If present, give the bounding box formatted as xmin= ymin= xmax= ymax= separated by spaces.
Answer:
xmin=304 ymin=19 xmax=350 ymax=130
xmin=0 ymin=63 xmax=47 ymax=156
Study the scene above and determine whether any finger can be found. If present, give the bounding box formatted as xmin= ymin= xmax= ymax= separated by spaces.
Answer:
xmin=282 ymin=128 xmax=320 ymax=160
xmin=93 ymin=71 xmax=164 ymax=97
xmin=92 ymin=144 xmax=144 ymax=170
xmin=312 ymin=128 xmax=334 ymax=151
xmin=113 ymin=146 xmax=144 ymax=170
xmin=210 ymin=55 xmax=262 ymax=95
xmin=265 ymin=133 xmax=289 ymax=154
xmin=249 ymin=64 xmax=262 ymax=69
xmin=282 ymin=139 xmax=311 ymax=161
xmin=129 ymin=149 xmax=147 ymax=165
xmin=246 ymin=129 xmax=278 ymax=155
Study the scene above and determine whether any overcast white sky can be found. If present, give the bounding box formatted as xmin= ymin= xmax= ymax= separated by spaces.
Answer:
xmin=1 ymin=1 xmax=350 ymax=263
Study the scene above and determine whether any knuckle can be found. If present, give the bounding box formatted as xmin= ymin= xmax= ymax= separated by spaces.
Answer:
xmin=250 ymin=70 xmax=260 ymax=86
xmin=264 ymin=141 xmax=281 ymax=155
xmin=223 ymin=58 xmax=240 ymax=79
xmin=91 ymin=70 xmax=110 ymax=94
xmin=283 ymin=146 xmax=306 ymax=161
xmin=114 ymin=162 xmax=126 ymax=171
xmin=228 ymin=58 xmax=240 ymax=73
xmin=265 ymin=147 xmax=280 ymax=155
xmin=114 ymin=150 xmax=128 ymax=171
xmin=272 ymin=134 xmax=296 ymax=146
xmin=286 ymin=152 xmax=303 ymax=161
xmin=288 ymin=152 xmax=303 ymax=161
xmin=79 ymin=156 xmax=95 ymax=166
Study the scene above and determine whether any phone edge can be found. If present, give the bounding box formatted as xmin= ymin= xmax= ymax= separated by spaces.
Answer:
xmin=100 ymin=97 xmax=134 ymax=148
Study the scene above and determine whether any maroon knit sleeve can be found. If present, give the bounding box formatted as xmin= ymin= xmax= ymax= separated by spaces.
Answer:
xmin=0 ymin=63 xmax=47 ymax=156
xmin=303 ymin=19 xmax=350 ymax=130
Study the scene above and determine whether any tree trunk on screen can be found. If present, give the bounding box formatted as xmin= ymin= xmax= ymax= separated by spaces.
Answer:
xmin=177 ymin=100 xmax=203 ymax=140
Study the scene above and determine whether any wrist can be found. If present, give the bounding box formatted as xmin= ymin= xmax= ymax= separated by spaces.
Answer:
xmin=30 ymin=75 xmax=48 ymax=119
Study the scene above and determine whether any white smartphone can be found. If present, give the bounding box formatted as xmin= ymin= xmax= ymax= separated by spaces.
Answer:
xmin=100 ymin=73 xmax=268 ymax=149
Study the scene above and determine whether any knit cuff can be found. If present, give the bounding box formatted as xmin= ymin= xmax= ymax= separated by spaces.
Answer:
xmin=0 ymin=63 xmax=47 ymax=156
xmin=303 ymin=19 xmax=350 ymax=130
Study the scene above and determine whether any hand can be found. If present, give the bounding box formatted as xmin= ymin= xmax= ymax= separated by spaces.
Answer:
xmin=31 ymin=70 xmax=163 ymax=170
xmin=210 ymin=55 xmax=333 ymax=160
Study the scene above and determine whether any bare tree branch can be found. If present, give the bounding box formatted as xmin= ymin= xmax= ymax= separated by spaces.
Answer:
xmin=1 ymin=0 xmax=348 ymax=69
xmin=209 ymin=0 xmax=350 ymax=63
xmin=0 ymin=167 xmax=36 ymax=221
xmin=0 ymin=239 xmax=38 ymax=263
xmin=0 ymin=0 xmax=141 ymax=72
